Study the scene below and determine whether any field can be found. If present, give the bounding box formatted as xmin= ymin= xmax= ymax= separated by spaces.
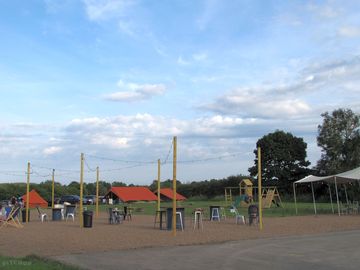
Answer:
xmin=85 ymin=200 xmax=336 ymax=217
xmin=0 ymin=255 xmax=80 ymax=270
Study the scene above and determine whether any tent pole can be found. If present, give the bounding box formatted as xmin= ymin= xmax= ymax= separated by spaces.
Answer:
xmin=328 ymin=184 xmax=334 ymax=214
xmin=344 ymin=185 xmax=349 ymax=205
xmin=311 ymin=182 xmax=317 ymax=215
xmin=293 ymin=182 xmax=298 ymax=215
xmin=334 ymin=177 xmax=340 ymax=216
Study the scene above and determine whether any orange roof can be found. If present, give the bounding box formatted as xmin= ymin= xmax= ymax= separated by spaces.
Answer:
xmin=107 ymin=187 xmax=157 ymax=202
xmin=22 ymin=189 xmax=48 ymax=208
xmin=156 ymin=188 xmax=187 ymax=201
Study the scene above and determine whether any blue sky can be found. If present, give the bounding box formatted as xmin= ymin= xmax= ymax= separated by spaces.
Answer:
xmin=1 ymin=0 xmax=360 ymax=185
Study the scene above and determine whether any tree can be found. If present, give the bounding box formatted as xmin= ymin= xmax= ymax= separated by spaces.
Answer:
xmin=316 ymin=108 xmax=360 ymax=175
xmin=248 ymin=130 xmax=310 ymax=192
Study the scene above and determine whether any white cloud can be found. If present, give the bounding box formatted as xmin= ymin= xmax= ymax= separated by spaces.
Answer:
xmin=203 ymin=88 xmax=311 ymax=119
xmin=196 ymin=0 xmax=219 ymax=30
xmin=202 ymin=55 xmax=360 ymax=119
xmin=43 ymin=146 xmax=63 ymax=156
xmin=177 ymin=56 xmax=189 ymax=66
xmin=82 ymin=0 xmax=133 ymax=21
xmin=307 ymin=3 xmax=339 ymax=18
xmin=192 ymin=52 xmax=208 ymax=61
xmin=104 ymin=80 xmax=166 ymax=102
xmin=338 ymin=26 xmax=360 ymax=37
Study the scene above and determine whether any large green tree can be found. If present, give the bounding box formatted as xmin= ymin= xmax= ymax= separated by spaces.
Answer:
xmin=248 ymin=130 xmax=310 ymax=192
xmin=316 ymin=108 xmax=360 ymax=175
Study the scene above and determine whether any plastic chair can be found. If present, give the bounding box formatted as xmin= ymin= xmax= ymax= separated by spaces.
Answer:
xmin=65 ymin=205 xmax=76 ymax=221
xmin=36 ymin=206 xmax=47 ymax=222
xmin=230 ymin=207 xmax=246 ymax=225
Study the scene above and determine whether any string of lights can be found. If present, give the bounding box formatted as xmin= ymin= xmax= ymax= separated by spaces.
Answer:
xmin=85 ymin=154 xmax=156 ymax=164
xmin=84 ymin=158 xmax=97 ymax=172
xmin=161 ymin=139 xmax=173 ymax=165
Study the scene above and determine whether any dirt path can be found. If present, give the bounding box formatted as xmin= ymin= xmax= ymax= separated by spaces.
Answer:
xmin=1 ymin=211 xmax=360 ymax=257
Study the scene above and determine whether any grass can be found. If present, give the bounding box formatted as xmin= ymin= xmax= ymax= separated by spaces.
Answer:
xmin=84 ymin=200 xmax=335 ymax=218
xmin=0 ymin=255 xmax=81 ymax=270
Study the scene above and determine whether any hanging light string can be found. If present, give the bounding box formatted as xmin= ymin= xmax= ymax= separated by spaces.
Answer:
xmin=161 ymin=139 xmax=173 ymax=165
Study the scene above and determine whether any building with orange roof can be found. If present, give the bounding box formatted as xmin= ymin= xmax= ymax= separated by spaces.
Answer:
xmin=105 ymin=186 xmax=158 ymax=203
xmin=154 ymin=188 xmax=187 ymax=201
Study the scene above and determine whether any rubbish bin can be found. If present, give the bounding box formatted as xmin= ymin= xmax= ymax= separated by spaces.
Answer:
xmin=21 ymin=209 xmax=29 ymax=222
xmin=166 ymin=207 xmax=185 ymax=230
xmin=248 ymin=204 xmax=259 ymax=225
xmin=52 ymin=208 xmax=62 ymax=221
xmin=83 ymin=210 xmax=93 ymax=228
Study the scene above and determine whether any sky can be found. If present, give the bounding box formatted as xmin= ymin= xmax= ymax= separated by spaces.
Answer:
xmin=1 ymin=0 xmax=360 ymax=185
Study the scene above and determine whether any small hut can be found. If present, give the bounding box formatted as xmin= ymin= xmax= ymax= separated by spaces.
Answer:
xmin=240 ymin=179 xmax=253 ymax=198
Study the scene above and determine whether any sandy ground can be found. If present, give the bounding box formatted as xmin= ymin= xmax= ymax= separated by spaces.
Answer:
xmin=1 ymin=209 xmax=360 ymax=257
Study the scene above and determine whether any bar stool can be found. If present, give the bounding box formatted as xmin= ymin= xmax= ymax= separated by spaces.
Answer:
xmin=211 ymin=207 xmax=220 ymax=221
xmin=154 ymin=210 xmax=166 ymax=230
xmin=193 ymin=210 xmax=203 ymax=230
xmin=176 ymin=211 xmax=184 ymax=231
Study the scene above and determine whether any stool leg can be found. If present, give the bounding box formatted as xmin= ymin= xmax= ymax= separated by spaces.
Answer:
xmin=199 ymin=212 xmax=203 ymax=229
xmin=176 ymin=212 xmax=184 ymax=231
xmin=193 ymin=213 xmax=197 ymax=230
xmin=154 ymin=211 xmax=158 ymax=228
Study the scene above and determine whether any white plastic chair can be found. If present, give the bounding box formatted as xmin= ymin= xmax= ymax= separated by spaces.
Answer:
xmin=36 ymin=206 xmax=47 ymax=222
xmin=65 ymin=205 xmax=76 ymax=222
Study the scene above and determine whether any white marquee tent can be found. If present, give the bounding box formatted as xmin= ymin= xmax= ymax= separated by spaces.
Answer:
xmin=293 ymin=167 xmax=360 ymax=216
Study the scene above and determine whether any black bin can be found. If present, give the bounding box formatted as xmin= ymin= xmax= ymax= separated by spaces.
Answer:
xmin=21 ymin=209 xmax=29 ymax=222
xmin=52 ymin=208 xmax=62 ymax=221
xmin=83 ymin=210 xmax=93 ymax=228
xmin=248 ymin=205 xmax=259 ymax=225
xmin=166 ymin=207 xmax=185 ymax=230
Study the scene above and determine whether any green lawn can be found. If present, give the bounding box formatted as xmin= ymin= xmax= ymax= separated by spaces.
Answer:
xmin=0 ymin=255 xmax=80 ymax=270
xmin=84 ymin=200 xmax=335 ymax=218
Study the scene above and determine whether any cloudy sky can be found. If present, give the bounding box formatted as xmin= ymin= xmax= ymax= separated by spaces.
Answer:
xmin=1 ymin=0 xmax=360 ymax=185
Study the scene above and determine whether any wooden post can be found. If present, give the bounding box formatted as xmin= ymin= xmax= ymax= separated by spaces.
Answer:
xmin=26 ymin=162 xmax=30 ymax=223
xmin=172 ymin=136 xmax=177 ymax=236
xmin=96 ymin=166 xmax=99 ymax=218
xmin=328 ymin=184 xmax=334 ymax=214
xmin=293 ymin=182 xmax=298 ymax=215
xmin=311 ymin=182 xmax=317 ymax=215
xmin=80 ymin=153 xmax=84 ymax=227
xmin=51 ymin=169 xmax=55 ymax=209
xmin=334 ymin=177 xmax=340 ymax=216
xmin=157 ymin=159 xmax=161 ymax=211
xmin=257 ymin=147 xmax=263 ymax=230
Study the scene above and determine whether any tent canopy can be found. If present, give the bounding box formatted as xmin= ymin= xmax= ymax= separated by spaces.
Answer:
xmin=295 ymin=166 xmax=360 ymax=185
xmin=22 ymin=189 xmax=48 ymax=208
xmin=293 ymin=166 xmax=360 ymax=216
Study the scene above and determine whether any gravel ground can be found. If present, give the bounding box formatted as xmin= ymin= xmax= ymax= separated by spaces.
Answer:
xmin=1 ymin=210 xmax=360 ymax=257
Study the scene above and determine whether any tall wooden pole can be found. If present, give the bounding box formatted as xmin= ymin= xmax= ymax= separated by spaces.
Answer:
xmin=51 ymin=169 xmax=55 ymax=208
xmin=257 ymin=147 xmax=263 ymax=230
xmin=80 ymin=153 xmax=84 ymax=227
xmin=172 ymin=136 xmax=177 ymax=236
xmin=96 ymin=166 xmax=99 ymax=218
xmin=157 ymin=159 xmax=161 ymax=211
xmin=293 ymin=182 xmax=298 ymax=215
xmin=311 ymin=182 xmax=317 ymax=215
xmin=26 ymin=162 xmax=30 ymax=223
